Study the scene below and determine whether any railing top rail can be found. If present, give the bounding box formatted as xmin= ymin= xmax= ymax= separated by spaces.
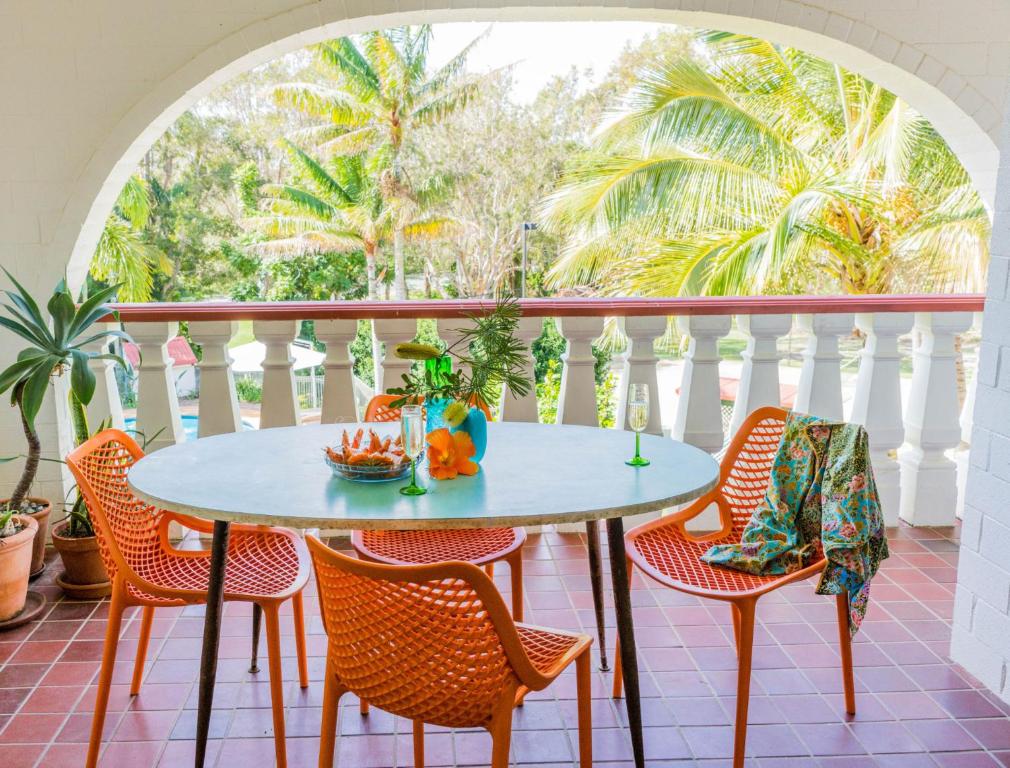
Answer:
xmin=106 ymin=294 xmax=985 ymax=322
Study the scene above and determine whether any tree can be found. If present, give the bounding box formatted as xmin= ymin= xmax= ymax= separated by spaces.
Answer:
xmin=413 ymin=70 xmax=588 ymax=297
xmin=249 ymin=140 xmax=457 ymax=300
xmin=90 ymin=176 xmax=171 ymax=302
xmin=250 ymin=142 xmax=388 ymax=300
xmin=544 ymin=31 xmax=990 ymax=297
xmin=271 ymin=25 xmax=484 ymax=299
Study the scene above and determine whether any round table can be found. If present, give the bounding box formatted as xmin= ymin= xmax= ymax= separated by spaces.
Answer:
xmin=129 ymin=422 xmax=719 ymax=768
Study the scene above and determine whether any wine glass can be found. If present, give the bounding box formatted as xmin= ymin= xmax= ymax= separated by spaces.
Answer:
xmin=625 ymin=383 xmax=651 ymax=467
xmin=399 ymin=404 xmax=427 ymax=496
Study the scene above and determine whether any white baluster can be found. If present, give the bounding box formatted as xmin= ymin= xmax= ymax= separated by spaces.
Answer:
xmin=316 ymin=319 xmax=359 ymax=423
xmin=955 ymin=312 xmax=982 ymax=519
xmin=556 ymin=316 xmax=604 ymax=427
xmin=730 ymin=314 xmax=791 ymax=436
xmin=622 ymin=315 xmax=666 ymax=435
xmin=613 ymin=328 xmax=631 ymax=433
xmin=83 ymin=322 xmax=125 ymax=431
xmin=124 ymin=321 xmax=183 ymax=452
xmin=499 ymin=315 xmax=541 ymax=423
xmin=254 ymin=320 xmax=300 ymax=429
xmin=899 ymin=311 xmax=974 ymax=526
xmin=850 ymin=313 xmax=914 ymax=526
xmin=672 ymin=315 xmax=731 ymax=453
xmin=373 ymin=318 xmax=418 ymax=395
xmin=188 ymin=321 xmax=240 ymax=438
xmin=794 ymin=313 xmax=853 ymax=420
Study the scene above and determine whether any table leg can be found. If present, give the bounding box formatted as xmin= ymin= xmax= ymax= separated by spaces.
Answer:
xmin=585 ymin=520 xmax=610 ymax=671
xmin=606 ymin=517 xmax=644 ymax=768
xmin=195 ymin=520 xmax=230 ymax=768
xmin=249 ymin=603 xmax=262 ymax=673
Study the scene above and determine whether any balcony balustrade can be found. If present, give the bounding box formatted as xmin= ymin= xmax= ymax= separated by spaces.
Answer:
xmin=100 ymin=295 xmax=983 ymax=528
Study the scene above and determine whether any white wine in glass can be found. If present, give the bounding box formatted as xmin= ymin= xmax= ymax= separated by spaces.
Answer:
xmin=399 ymin=404 xmax=426 ymax=495
xmin=625 ymin=383 xmax=651 ymax=467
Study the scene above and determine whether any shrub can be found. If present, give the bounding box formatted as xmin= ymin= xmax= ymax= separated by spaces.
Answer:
xmin=235 ymin=377 xmax=262 ymax=403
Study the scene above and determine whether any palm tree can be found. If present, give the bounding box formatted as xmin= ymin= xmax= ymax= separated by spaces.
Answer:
xmin=544 ymin=32 xmax=990 ymax=297
xmin=248 ymin=141 xmax=457 ymax=301
xmin=90 ymin=175 xmax=171 ymax=302
xmin=250 ymin=142 xmax=388 ymax=300
xmin=271 ymin=25 xmax=483 ymax=299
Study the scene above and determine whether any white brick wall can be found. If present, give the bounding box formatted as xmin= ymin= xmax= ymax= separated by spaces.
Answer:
xmin=0 ymin=5 xmax=1006 ymax=697
xmin=951 ymin=68 xmax=1010 ymax=705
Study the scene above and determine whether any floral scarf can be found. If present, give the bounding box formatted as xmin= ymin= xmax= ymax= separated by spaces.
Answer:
xmin=701 ymin=411 xmax=888 ymax=635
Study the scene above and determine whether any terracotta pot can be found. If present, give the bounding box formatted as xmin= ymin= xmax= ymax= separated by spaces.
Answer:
xmin=0 ymin=515 xmax=38 ymax=622
xmin=0 ymin=499 xmax=51 ymax=577
xmin=52 ymin=523 xmax=111 ymax=599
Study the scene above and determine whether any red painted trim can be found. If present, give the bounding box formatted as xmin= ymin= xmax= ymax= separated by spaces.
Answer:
xmin=104 ymin=294 xmax=985 ymax=322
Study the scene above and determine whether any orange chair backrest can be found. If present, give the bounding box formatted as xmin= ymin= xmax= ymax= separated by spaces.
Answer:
xmin=364 ymin=393 xmax=492 ymax=423
xmin=307 ymin=536 xmax=542 ymax=728
xmin=363 ymin=394 xmax=414 ymax=422
xmin=718 ymin=406 xmax=788 ymax=539
xmin=65 ymin=429 xmax=162 ymax=588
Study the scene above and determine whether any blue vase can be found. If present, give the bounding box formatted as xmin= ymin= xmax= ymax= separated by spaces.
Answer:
xmin=425 ymin=397 xmax=450 ymax=435
xmin=460 ymin=407 xmax=488 ymax=464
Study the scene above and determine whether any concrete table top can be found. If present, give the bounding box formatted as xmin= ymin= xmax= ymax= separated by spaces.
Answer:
xmin=128 ymin=422 xmax=720 ymax=530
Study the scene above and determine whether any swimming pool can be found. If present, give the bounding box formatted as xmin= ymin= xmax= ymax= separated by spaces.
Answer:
xmin=124 ymin=414 xmax=255 ymax=442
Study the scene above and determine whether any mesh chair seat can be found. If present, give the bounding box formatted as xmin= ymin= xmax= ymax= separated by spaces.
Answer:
xmin=126 ymin=527 xmax=306 ymax=605
xmin=353 ymin=527 xmax=524 ymax=566
xmin=629 ymin=525 xmax=823 ymax=594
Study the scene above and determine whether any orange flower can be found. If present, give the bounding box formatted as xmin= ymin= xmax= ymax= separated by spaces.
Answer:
xmin=426 ymin=428 xmax=479 ymax=480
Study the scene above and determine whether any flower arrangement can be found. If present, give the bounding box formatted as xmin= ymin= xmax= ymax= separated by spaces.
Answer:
xmin=389 ymin=296 xmax=530 ymax=477
xmin=388 ymin=295 xmax=531 ymax=415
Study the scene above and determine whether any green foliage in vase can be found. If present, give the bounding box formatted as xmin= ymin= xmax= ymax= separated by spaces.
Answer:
xmin=388 ymin=295 xmax=531 ymax=407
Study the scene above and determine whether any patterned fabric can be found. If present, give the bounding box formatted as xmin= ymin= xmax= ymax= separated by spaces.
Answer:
xmin=701 ymin=411 xmax=889 ymax=635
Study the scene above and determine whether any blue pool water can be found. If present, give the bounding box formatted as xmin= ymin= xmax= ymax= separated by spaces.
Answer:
xmin=124 ymin=414 xmax=254 ymax=442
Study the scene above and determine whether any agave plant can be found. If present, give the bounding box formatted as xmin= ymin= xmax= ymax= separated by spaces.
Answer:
xmin=0 ymin=271 xmax=130 ymax=534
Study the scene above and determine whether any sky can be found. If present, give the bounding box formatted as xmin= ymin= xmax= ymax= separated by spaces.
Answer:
xmin=425 ymin=22 xmax=671 ymax=102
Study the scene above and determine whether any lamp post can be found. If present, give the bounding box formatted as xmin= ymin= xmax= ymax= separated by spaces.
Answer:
xmin=521 ymin=222 xmax=538 ymax=298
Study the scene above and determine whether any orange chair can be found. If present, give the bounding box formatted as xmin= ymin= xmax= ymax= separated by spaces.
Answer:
xmin=612 ymin=407 xmax=855 ymax=768
xmin=66 ymin=429 xmax=311 ymax=768
xmin=362 ymin=392 xmax=493 ymax=422
xmin=307 ymin=535 xmax=593 ymax=768
xmin=353 ymin=394 xmax=525 ymax=621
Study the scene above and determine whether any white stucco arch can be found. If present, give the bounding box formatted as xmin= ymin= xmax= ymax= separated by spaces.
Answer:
xmin=59 ymin=2 xmax=1001 ymax=291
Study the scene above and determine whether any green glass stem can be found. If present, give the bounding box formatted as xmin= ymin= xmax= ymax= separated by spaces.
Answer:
xmin=625 ymin=431 xmax=650 ymax=467
xmin=400 ymin=457 xmax=427 ymax=496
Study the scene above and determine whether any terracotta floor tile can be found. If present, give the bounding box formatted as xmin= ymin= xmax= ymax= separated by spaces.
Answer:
xmin=904 ymin=719 xmax=982 ymax=752
xmin=931 ymin=689 xmax=1006 ymax=719
xmin=0 ymin=743 xmax=46 ymax=766
xmin=960 ymin=719 xmax=1010 ymax=751
xmin=21 ymin=685 xmax=85 ymax=714
xmin=36 ymin=741 xmax=89 ymax=768
xmin=798 ymin=723 xmax=867 ymax=756
xmin=0 ymin=712 xmax=66 ymax=744
xmin=98 ymin=739 xmax=164 ymax=767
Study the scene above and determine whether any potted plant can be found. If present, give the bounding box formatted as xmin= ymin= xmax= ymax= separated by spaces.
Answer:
xmin=0 ymin=505 xmax=39 ymax=624
xmin=389 ymin=295 xmax=531 ymax=467
xmin=0 ymin=271 xmax=129 ymax=601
